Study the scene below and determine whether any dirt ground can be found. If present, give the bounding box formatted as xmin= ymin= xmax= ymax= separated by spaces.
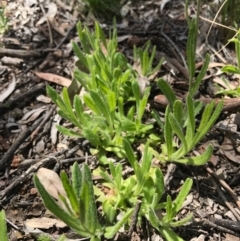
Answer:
xmin=1 ymin=0 xmax=240 ymax=240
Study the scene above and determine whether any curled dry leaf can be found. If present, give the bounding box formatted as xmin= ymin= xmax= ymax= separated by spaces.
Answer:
xmin=18 ymin=106 xmax=46 ymax=124
xmin=0 ymin=75 xmax=16 ymax=102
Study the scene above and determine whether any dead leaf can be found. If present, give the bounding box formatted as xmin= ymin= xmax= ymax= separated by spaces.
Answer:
xmin=36 ymin=168 xmax=66 ymax=200
xmin=117 ymin=35 xmax=132 ymax=43
xmin=34 ymin=72 xmax=71 ymax=87
xmin=137 ymin=75 xmax=150 ymax=95
xmin=36 ymin=95 xmax=52 ymax=103
xmin=213 ymin=76 xmax=236 ymax=90
xmin=25 ymin=217 xmax=67 ymax=229
xmin=1 ymin=56 xmax=24 ymax=66
xmin=67 ymin=77 xmax=82 ymax=103
xmin=0 ymin=75 xmax=16 ymax=102
xmin=18 ymin=106 xmax=46 ymax=124
xmin=36 ymin=2 xmax=58 ymax=26
xmin=51 ymin=114 xmax=61 ymax=145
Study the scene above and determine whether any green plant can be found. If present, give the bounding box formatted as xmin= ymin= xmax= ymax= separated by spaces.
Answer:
xmin=34 ymin=163 xmax=134 ymax=241
xmin=214 ymin=32 xmax=240 ymax=97
xmin=186 ymin=0 xmax=210 ymax=97
xmin=153 ymin=79 xmax=223 ymax=165
xmin=37 ymin=234 xmax=66 ymax=241
xmin=94 ymin=139 xmax=193 ymax=241
xmin=47 ymin=22 xmax=154 ymax=160
xmin=149 ymin=0 xmax=223 ymax=165
xmin=35 ymin=143 xmax=193 ymax=241
xmin=0 ymin=210 xmax=8 ymax=241
xmin=133 ymin=41 xmax=164 ymax=77
xmin=0 ymin=8 xmax=8 ymax=34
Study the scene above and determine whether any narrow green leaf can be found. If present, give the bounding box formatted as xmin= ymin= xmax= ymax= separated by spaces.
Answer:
xmin=82 ymin=128 xmax=102 ymax=147
xmin=74 ymin=69 xmax=90 ymax=91
xmin=100 ymin=171 xmax=115 ymax=186
xmin=197 ymin=101 xmax=214 ymax=133
xmin=83 ymin=94 xmax=101 ymax=115
xmin=123 ymin=138 xmax=137 ymax=169
xmin=160 ymin=227 xmax=185 ymax=241
xmin=191 ymin=54 xmax=210 ymax=95
xmin=147 ymin=207 xmax=160 ymax=229
xmin=61 ymin=171 xmax=80 ymax=216
xmin=154 ymin=168 xmax=165 ymax=205
xmin=72 ymin=41 xmax=88 ymax=69
xmin=89 ymin=91 xmax=113 ymax=128
xmin=0 ymin=211 xmax=8 ymax=241
xmin=164 ymin=106 xmax=173 ymax=157
xmin=79 ymin=164 xmax=98 ymax=234
xmin=148 ymin=45 xmax=156 ymax=72
xmin=168 ymin=113 xmax=188 ymax=153
xmin=103 ymin=201 xmax=116 ymax=223
xmin=132 ymin=80 xmax=141 ymax=108
xmin=157 ymin=79 xmax=176 ymax=107
xmin=74 ymin=95 xmax=87 ymax=127
xmin=174 ymin=145 xmax=213 ymax=165
xmin=127 ymin=106 xmax=135 ymax=121
xmin=107 ymin=90 xmax=116 ymax=112
xmin=170 ymin=213 xmax=193 ymax=227
xmin=193 ymin=101 xmax=223 ymax=147
xmin=221 ymin=65 xmax=240 ymax=74
xmin=72 ymin=162 xmax=82 ymax=199
xmin=46 ymin=85 xmax=59 ymax=105
xmin=104 ymin=208 xmax=134 ymax=239
xmin=185 ymin=94 xmax=195 ymax=145
xmin=173 ymin=178 xmax=193 ymax=214
xmin=61 ymin=88 xmax=81 ymax=128
xmin=121 ymin=118 xmax=137 ymax=132
xmin=138 ymin=87 xmax=150 ymax=121
xmin=95 ymin=21 xmax=107 ymax=48
xmin=152 ymin=110 xmax=164 ymax=130
xmin=187 ymin=20 xmax=197 ymax=87
xmin=34 ymin=175 xmax=90 ymax=237
xmin=173 ymin=100 xmax=183 ymax=125
xmin=109 ymin=162 xmax=122 ymax=190
xmin=141 ymin=142 xmax=152 ymax=173
xmin=56 ymin=125 xmax=82 ymax=138
xmin=165 ymin=195 xmax=173 ymax=222
xmin=58 ymin=193 xmax=75 ymax=217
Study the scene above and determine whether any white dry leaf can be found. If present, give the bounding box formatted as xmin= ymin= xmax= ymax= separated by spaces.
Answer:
xmin=25 ymin=217 xmax=67 ymax=229
xmin=1 ymin=56 xmax=24 ymax=66
xmin=137 ymin=75 xmax=150 ymax=95
xmin=36 ymin=168 xmax=70 ymax=211
xmin=0 ymin=75 xmax=16 ymax=102
xmin=36 ymin=94 xmax=52 ymax=103
xmin=36 ymin=2 xmax=58 ymax=26
xmin=160 ymin=0 xmax=171 ymax=11
xmin=51 ymin=114 xmax=61 ymax=145
xmin=37 ymin=168 xmax=66 ymax=199
xmin=35 ymin=139 xmax=45 ymax=153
